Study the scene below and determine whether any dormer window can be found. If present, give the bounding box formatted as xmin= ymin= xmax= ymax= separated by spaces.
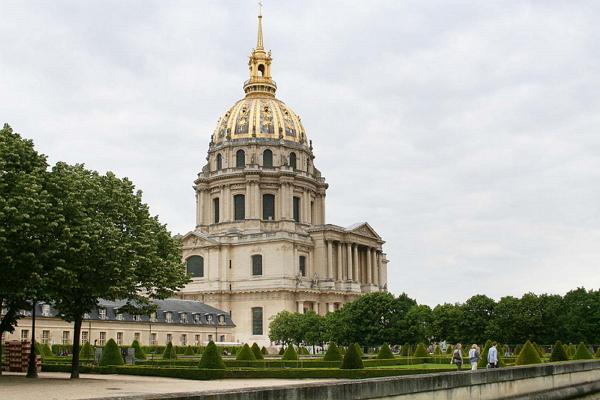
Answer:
xmin=150 ymin=312 xmax=157 ymax=322
xmin=165 ymin=311 xmax=173 ymax=323
xmin=206 ymin=314 xmax=214 ymax=324
xmin=98 ymin=308 xmax=107 ymax=320
xmin=217 ymin=314 xmax=226 ymax=325
xmin=115 ymin=313 xmax=124 ymax=321
xmin=193 ymin=313 xmax=201 ymax=324
xmin=180 ymin=313 xmax=188 ymax=323
xmin=41 ymin=304 xmax=50 ymax=317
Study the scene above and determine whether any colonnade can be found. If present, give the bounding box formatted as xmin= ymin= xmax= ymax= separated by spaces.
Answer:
xmin=325 ymin=240 xmax=384 ymax=287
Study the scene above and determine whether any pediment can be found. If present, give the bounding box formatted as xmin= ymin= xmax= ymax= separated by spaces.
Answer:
xmin=180 ymin=230 xmax=219 ymax=247
xmin=346 ymin=222 xmax=381 ymax=240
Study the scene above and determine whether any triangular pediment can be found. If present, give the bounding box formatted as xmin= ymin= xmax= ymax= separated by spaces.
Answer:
xmin=180 ymin=230 xmax=219 ymax=247
xmin=346 ymin=222 xmax=381 ymax=240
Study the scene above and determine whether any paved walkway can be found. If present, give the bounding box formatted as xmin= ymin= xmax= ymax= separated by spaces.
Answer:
xmin=0 ymin=372 xmax=335 ymax=400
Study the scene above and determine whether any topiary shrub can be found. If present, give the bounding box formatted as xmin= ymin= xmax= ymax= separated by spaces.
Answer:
xmin=99 ymin=339 xmax=124 ymax=366
xmin=433 ymin=345 xmax=442 ymax=355
xmin=278 ymin=346 xmax=285 ymax=355
xmin=80 ymin=342 xmax=94 ymax=359
xmin=533 ymin=342 xmax=544 ymax=358
xmin=184 ymin=345 xmax=195 ymax=356
xmin=477 ymin=340 xmax=493 ymax=368
xmin=568 ymin=343 xmax=577 ymax=357
xmin=516 ymin=340 xmax=542 ymax=365
xmin=323 ymin=342 xmax=343 ymax=361
xmin=236 ymin=344 xmax=256 ymax=361
xmin=198 ymin=341 xmax=226 ymax=369
xmin=298 ymin=346 xmax=310 ymax=355
xmin=131 ymin=340 xmax=146 ymax=360
xmin=550 ymin=340 xmax=569 ymax=362
xmin=445 ymin=345 xmax=454 ymax=355
xmin=413 ymin=343 xmax=428 ymax=357
xmin=162 ymin=342 xmax=177 ymax=360
xmin=251 ymin=343 xmax=264 ymax=360
xmin=401 ymin=343 xmax=410 ymax=356
xmin=595 ymin=347 xmax=600 ymax=358
xmin=282 ymin=344 xmax=299 ymax=361
xmin=376 ymin=343 xmax=394 ymax=360
xmin=514 ymin=344 xmax=522 ymax=356
xmin=573 ymin=342 xmax=594 ymax=360
xmin=341 ymin=343 xmax=364 ymax=369
xmin=261 ymin=346 xmax=268 ymax=355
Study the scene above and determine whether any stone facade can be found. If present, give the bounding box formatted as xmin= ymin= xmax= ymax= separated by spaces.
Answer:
xmin=177 ymin=12 xmax=389 ymax=346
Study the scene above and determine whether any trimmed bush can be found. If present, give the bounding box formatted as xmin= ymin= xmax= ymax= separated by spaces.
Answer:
xmin=99 ymin=339 xmax=124 ymax=366
xmin=198 ymin=341 xmax=226 ymax=369
xmin=401 ymin=343 xmax=410 ymax=356
xmin=413 ymin=343 xmax=428 ymax=357
xmin=80 ymin=342 xmax=94 ymax=359
xmin=184 ymin=345 xmax=195 ymax=356
xmin=298 ymin=346 xmax=310 ymax=355
xmin=515 ymin=340 xmax=542 ymax=365
xmin=514 ymin=344 xmax=522 ymax=356
xmin=573 ymin=342 xmax=594 ymax=360
xmin=445 ymin=345 xmax=453 ymax=355
xmin=251 ymin=343 xmax=264 ymax=360
xmin=595 ymin=347 xmax=600 ymax=358
xmin=550 ymin=340 xmax=569 ymax=362
xmin=477 ymin=340 xmax=493 ymax=368
xmin=236 ymin=344 xmax=256 ymax=361
xmin=282 ymin=344 xmax=299 ymax=361
xmin=162 ymin=342 xmax=177 ymax=360
xmin=376 ymin=343 xmax=394 ymax=360
xmin=341 ymin=343 xmax=364 ymax=369
xmin=278 ymin=346 xmax=285 ymax=355
xmin=261 ymin=346 xmax=268 ymax=355
xmin=323 ymin=342 xmax=343 ymax=362
xmin=433 ymin=345 xmax=442 ymax=355
xmin=568 ymin=343 xmax=577 ymax=357
xmin=131 ymin=340 xmax=146 ymax=360
xmin=533 ymin=342 xmax=544 ymax=358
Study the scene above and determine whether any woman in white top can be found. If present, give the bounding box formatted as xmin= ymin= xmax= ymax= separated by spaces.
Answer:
xmin=468 ymin=344 xmax=480 ymax=370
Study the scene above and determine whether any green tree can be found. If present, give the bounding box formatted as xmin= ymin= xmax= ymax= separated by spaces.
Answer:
xmin=198 ymin=341 xmax=226 ymax=369
xmin=458 ymin=295 xmax=496 ymax=344
xmin=99 ymin=339 xmax=124 ymax=366
xmin=515 ymin=340 xmax=542 ymax=365
xmin=431 ymin=303 xmax=463 ymax=343
xmin=376 ymin=343 xmax=394 ymax=359
xmin=549 ymin=340 xmax=569 ymax=362
xmin=251 ymin=343 xmax=264 ymax=360
xmin=269 ymin=311 xmax=303 ymax=345
xmin=44 ymin=163 xmax=189 ymax=378
xmin=340 ymin=343 xmax=364 ymax=369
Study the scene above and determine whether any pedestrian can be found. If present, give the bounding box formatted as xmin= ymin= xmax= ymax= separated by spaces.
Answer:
xmin=451 ymin=343 xmax=463 ymax=370
xmin=488 ymin=341 xmax=498 ymax=368
xmin=468 ymin=344 xmax=480 ymax=371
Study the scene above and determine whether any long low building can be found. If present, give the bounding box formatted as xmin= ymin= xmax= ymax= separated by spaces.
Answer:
xmin=3 ymin=299 xmax=236 ymax=348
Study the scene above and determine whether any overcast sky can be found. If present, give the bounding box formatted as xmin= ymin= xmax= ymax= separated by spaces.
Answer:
xmin=2 ymin=1 xmax=599 ymax=306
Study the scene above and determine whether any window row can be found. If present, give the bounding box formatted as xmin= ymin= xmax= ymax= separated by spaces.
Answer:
xmin=186 ymin=254 xmax=264 ymax=277
xmin=215 ymin=150 xmax=298 ymax=170
xmin=210 ymin=194 xmax=304 ymax=223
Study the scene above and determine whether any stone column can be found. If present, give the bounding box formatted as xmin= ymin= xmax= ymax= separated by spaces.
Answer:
xmin=346 ymin=243 xmax=353 ymax=281
xmin=279 ymin=183 xmax=286 ymax=220
xmin=373 ymin=251 xmax=379 ymax=287
xmin=297 ymin=301 xmax=304 ymax=313
xmin=326 ymin=240 xmax=333 ymax=279
xmin=224 ymin=185 xmax=231 ymax=221
xmin=245 ymin=182 xmax=252 ymax=219
xmin=378 ymin=253 xmax=383 ymax=287
xmin=254 ymin=182 xmax=260 ymax=219
xmin=336 ymin=242 xmax=343 ymax=281
xmin=313 ymin=302 xmax=319 ymax=313
xmin=195 ymin=191 xmax=202 ymax=226
xmin=327 ymin=303 xmax=334 ymax=313
xmin=353 ymin=245 xmax=359 ymax=283
xmin=366 ymin=248 xmax=372 ymax=285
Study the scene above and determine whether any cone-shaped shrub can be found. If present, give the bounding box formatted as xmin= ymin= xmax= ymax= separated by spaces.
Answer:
xmin=573 ymin=342 xmax=594 ymax=360
xmin=231 ymin=346 xmax=238 ymax=355
xmin=533 ymin=342 xmax=544 ymax=358
xmin=99 ymin=339 xmax=124 ymax=366
xmin=236 ymin=343 xmax=256 ymax=361
xmin=198 ymin=341 xmax=226 ymax=369
xmin=278 ymin=346 xmax=285 ymax=355
xmin=516 ymin=340 xmax=542 ymax=365
xmin=261 ymin=346 xmax=268 ymax=355
xmin=550 ymin=340 xmax=569 ymax=362
xmin=433 ymin=345 xmax=442 ymax=355
xmin=80 ymin=342 xmax=94 ymax=359
xmin=282 ymin=344 xmax=299 ymax=360
xmin=563 ymin=344 xmax=570 ymax=357
xmin=514 ymin=344 xmax=522 ymax=356
xmin=376 ymin=343 xmax=394 ymax=359
xmin=162 ymin=341 xmax=177 ymax=360
xmin=445 ymin=345 xmax=454 ymax=355
xmin=131 ymin=340 xmax=146 ymax=360
xmin=34 ymin=342 xmax=43 ymax=356
xmin=568 ymin=343 xmax=577 ymax=357
xmin=401 ymin=343 xmax=410 ymax=356
xmin=341 ymin=343 xmax=364 ymax=369
xmin=595 ymin=347 xmax=600 ymax=358
xmin=298 ymin=346 xmax=310 ymax=355
xmin=184 ymin=345 xmax=195 ymax=356
xmin=323 ymin=342 xmax=343 ymax=361
xmin=251 ymin=343 xmax=264 ymax=360
xmin=413 ymin=343 xmax=428 ymax=357
xmin=478 ymin=340 xmax=493 ymax=368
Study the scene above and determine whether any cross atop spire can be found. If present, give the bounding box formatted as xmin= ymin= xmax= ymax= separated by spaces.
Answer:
xmin=257 ymin=1 xmax=264 ymax=49
xmin=244 ymin=1 xmax=276 ymax=97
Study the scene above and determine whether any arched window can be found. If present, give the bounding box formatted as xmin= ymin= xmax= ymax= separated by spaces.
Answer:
xmin=258 ymin=64 xmax=265 ymax=77
xmin=216 ymin=154 xmax=222 ymax=170
xmin=262 ymin=194 xmax=275 ymax=220
xmin=289 ymin=152 xmax=297 ymax=169
xmin=234 ymin=194 xmax=245 ymax=220
xmin=236 ymin=150 xmax=245 ymax=168
xmin=251 ymin=254 xmax=263 ymax=276
xmin=213 ymin=198 xmax=220 ymax=223
xmin=263 ymin=149 xmax=273 ymax=168
xmin=186 ymin=256 xmax=204 ymax=278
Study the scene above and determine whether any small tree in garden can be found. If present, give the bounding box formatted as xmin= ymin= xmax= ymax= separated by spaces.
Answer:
xmin=162 ymin=342 xmax=177 ymax=360
xmin=433 ymin=345 xmax=442 ymax=355
xmin=401 ymin=343 xmax=410 ymax=356
xmin=478 ymin=340 xmax=493 ymax=368
xmin=376 ymin=343 xmax=394 ymax=359
xmin=568 ymin=343 xmax=577 ymax=357
xmin=184 ymin=345 xmax=195 ymax=356
xmin=131 ymin=340 xmax=146 ymax=360
xmin=549 ymin=340 xmax=569 ymax=362
xmin=251 ymin=343 xmax=264 ymax=360
xmin=298 ymin=346 xmax=310 ymax=355
xmin=514 ymin=344 xmax=522 ymax=355
xmin=261 ymin=346 xmax=268 ymax=355
xmin=516 ymin=340 xmax=542 ymax=365
xmin=198 ymin=341 xmax=226 ymax=369
xmin=595 ymin=347 xmax=600 ymax=358
xmin=278 ymin=346 xmax=285 ymax=355
xmin=282 ymin=344 xmax=299 ymax=361
xmin=99 ymin=339 xmax=124 ymax=366
xmin=413 ymin=343 xmax=428 ymax=357
xmin=572 ymin=342 xmax=594 ymax=360
xmin=80 ymin=342 xmax=94 ymax=359
xmin=236 ymin=344 xmax=256 ymax=361
xmin=445 ymin=345 xmax=454 ymax=355
xmin=341 ymin=343 xmax=364 ymax=369
xmin=323 ymin=342 xmax=343 ymax=361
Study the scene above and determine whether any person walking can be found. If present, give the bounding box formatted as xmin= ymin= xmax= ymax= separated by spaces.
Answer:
xmin=468 ymin=344 xmax=480 ymax=371
xmin=487 ymin=342 xmax=498 ymax=368
xmin=451 ymin=343 xmax=463 ymax=370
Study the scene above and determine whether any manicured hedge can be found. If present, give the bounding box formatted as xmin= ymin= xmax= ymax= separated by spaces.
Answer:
xmin=516 ymin=340 xmax=542 ymax=365
xmin=550 ymin=340 xmax=569 ymax=362
xmin=341 ymin=343 xmax=364 ymax=369
xmin=198 ymin=341 xmax=226 ymax=369
xmin=413 ymin=343 xmax=428 ymax=357
xmin=377 ymin=343 xmax=394 ymax=360
xmin=236 ymin=344 xmax=256 ymax=361
xmin=251 ymin=343 xmax=264 ymax=360
xmin=573 ymin=342 xmax=594 ymax=360
xmin=99 ymin=339 xmax=124 ymax=366
xmin=282 ymin=345 xmax=299 ymax=361
xmin=324 ymin=342 xmax=343 ymax=362
xmin=162 ymin=342 xmax=177 ymax=360
xmin=80 ymin=342 xmax=94 ymax=359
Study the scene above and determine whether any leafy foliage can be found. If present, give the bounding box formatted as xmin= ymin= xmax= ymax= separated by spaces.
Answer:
xmin=572 ymin=342 xmax=594 ymax=360
xmin=162 ymin=342 xmax=177 ymax=360
xmin=340 ymin=343 xmax=364 ymax=369
xmin=376 ymin=343 xmax=394 ymax=359
xmin=550 ymin=340 xmax=569 ymax=362
xmin=323 ymin=342 xmax=343 ymax=361
xmin=198 ymin=341 xmax=226 ymax=369
xmin=236 ymin=344 xmax=256 ymax=361
xmin=413 ymin=343 xmax=428 ymax=357
xmin=251 ymin=343 xmax=264 ymax=360
xmin=515 ymin=340 xmax=542 ymax=365
xmin=99 ymin=339 xmax=124 ymax=366
xmin=282 ymin=344 xmax=299 ymax=361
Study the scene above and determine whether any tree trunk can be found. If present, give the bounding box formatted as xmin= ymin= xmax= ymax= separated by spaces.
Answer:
xmin=70 ymin=316 xmax=83 ymax=379
xmin=26 ymin=301 xmax=38 ymax=378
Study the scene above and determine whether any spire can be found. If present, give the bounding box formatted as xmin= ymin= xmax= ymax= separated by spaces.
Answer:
xmin=257 ymin=1 xmax=264 ymax=49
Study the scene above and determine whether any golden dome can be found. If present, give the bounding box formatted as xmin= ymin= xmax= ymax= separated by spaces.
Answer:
xmin=211 ymin=9 xmax=307 ymax=146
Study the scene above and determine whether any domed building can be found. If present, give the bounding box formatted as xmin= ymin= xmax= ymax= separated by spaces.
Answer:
xmin=178 ymin=10 xmax=389 ymax=346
